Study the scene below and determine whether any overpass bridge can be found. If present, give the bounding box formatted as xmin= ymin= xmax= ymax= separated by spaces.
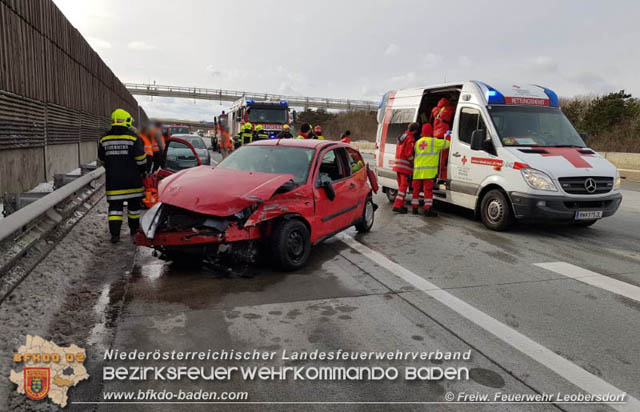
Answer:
xmin=125 ymin=83 xmax=379 ymax=111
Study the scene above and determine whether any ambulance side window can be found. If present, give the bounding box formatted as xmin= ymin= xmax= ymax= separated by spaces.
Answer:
xmin=458 ymin=108 xmax=486 ymax=144
xmin=387 ymin=108 xmax=416 ymax=142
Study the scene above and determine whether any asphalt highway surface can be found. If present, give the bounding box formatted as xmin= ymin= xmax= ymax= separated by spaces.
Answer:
xmin=3 ymin=151 xmax=639 ymax=412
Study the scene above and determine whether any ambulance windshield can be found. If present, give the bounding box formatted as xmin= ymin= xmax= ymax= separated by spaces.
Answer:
xmin=488 ymin=106 xmax=586 ymax=148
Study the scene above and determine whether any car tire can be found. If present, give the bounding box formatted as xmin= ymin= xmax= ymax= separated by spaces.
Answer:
xmin=271 ymin=219 xmax=311 ymax=271
xmin=575 ymin=219 xmax=597 ymax=227
xmin=480 ymin=189 xmax=513 ymax=231
xmin=355 ymin=197 xmax=375 ymax=233
xmin=385 ymin=187 xmax=397 ymax=203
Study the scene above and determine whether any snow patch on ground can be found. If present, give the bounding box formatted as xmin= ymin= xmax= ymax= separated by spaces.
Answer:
xmin=0 ymin=196 xmax=137 ymax=410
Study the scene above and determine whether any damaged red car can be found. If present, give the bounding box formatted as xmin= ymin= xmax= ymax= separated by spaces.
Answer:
xmin=136 ymin=139 xmax=379 ymax=271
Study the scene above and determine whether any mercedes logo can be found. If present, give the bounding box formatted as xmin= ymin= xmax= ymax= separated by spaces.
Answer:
xmin=584 ymin=178 xmax=597 ymax=193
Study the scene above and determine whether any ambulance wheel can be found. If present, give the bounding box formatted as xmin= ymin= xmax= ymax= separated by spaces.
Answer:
xmin=480 ymin=189 xmax=513 ymax=231
xmin=272 ymin=219 xmax=311 ymax=271
xmin=355 ymin=198 xmax=375 ymax=233
xmin=385 ymin=187 xmax=397 ymax=203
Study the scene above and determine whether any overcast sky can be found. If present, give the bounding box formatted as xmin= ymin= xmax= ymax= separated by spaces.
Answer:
xmin=53 ymin=0 xmax=640 ymax=121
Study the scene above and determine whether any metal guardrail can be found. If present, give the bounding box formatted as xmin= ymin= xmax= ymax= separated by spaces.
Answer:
xmin=0 ymin=167 xmax=104 ymax=243
xmin=125 ymin=83 xmax=379 ymax=111
xmin=0 ymin=166 xmax=105 ymax=304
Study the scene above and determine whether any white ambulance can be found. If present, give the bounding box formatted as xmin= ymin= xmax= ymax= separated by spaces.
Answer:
xmin=375 ymin=81 xmax=622 ymax=230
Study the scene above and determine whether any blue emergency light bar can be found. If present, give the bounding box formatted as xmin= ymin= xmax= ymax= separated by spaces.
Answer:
xmin=485 ymin=86 xmax=506 ymax=105
xmin=245 ymin=99 xmax=255 ymax=105
xmin=280 ymin=100 xmax=288 ymax=106
xmin=538 ymin=86 xmax=559 ymax=107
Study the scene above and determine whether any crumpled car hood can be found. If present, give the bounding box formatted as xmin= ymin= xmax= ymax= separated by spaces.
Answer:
xmin=158 ymin=166 xmax=295 ymax=216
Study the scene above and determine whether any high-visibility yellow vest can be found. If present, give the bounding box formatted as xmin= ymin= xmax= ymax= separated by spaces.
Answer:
xmin=413 ymin=136 xmax=450 ymax=179
xmin=240 ymin=130 xmax=253 ymax=145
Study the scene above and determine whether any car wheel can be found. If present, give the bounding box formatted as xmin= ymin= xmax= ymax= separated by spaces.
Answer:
xmin=480 ymin=189 xmax=513 ymax=231
xmin=575 ymin=219 xmax=597 ymax=227
xmin=271 ymin=219 xmax=311 ymax=271
xmin=385 ymin=187 xmax=397 ymax=203
xmin=355 ymin=197 xmax=375 ymax=233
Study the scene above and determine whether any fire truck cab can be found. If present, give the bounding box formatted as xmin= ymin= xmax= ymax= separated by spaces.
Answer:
xmin=227 ymin=98 xmax=290 ymax=139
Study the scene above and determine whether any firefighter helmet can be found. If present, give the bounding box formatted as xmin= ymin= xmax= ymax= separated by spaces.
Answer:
xmin=111 ymin=108 xmax=132 ymax=126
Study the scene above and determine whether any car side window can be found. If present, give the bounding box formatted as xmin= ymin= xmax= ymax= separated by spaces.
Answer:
xmin=346 ymin=148 xmax=365 ymax=175
xmin=458 ymin=108 xmax=487 ymax=144
xmin=318 ymin=149 xmax=347 ymax=182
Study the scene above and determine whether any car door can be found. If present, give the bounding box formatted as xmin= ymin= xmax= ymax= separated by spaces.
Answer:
xmin=448 ymin=106 xmax=494 ymax=209
xmin=345 ymin=147 xmax=370 ymax=219
xmin=313 ymin=147 xmax=356 ymax=239
xmin=156 ymin=137 xmax=202 ymax=180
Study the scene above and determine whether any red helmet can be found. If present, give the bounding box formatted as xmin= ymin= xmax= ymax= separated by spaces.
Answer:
xmin=314 ymin=125 xmax=323 ymax=133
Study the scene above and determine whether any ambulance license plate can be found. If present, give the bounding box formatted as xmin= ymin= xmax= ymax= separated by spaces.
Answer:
xmin=575 ymin=210 xmax=603 ymax=220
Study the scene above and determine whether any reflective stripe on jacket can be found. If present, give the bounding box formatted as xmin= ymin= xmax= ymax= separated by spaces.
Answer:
xmin=138 ymin=133 xmax=154 ymax=156
xmin=240 ymin=131 xmax=253 ymax=145
xmin=413 ymin=136 xmax=450 ymax=180
xmin=392 ymin=131 xmax=415 ymax=175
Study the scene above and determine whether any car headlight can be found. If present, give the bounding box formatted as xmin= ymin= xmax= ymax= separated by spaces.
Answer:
xmin=615 ymin=171 xmax=621 ymax=189
xmin=521 ymin=168 xmax=557 ymax=191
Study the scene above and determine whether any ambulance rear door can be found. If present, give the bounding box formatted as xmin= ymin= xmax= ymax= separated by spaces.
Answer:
xmin=375 ymin=89 xmax=422 ymax=191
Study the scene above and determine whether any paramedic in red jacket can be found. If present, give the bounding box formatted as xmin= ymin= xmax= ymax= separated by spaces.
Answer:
xmin=392 ymin=122 xmax=419 ymax=214
xmin=431 ymin=97 xmax=454 ymax=138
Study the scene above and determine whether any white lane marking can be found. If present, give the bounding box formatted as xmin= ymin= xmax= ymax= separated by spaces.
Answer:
xmin=337 ymin=233 xmax=640 ymax=412
xmin=535 ymin=262 xmax=640 ymax=303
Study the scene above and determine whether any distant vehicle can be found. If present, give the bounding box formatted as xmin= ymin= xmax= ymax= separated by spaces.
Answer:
xmin=226 ymin=98 xmax=291 ymax=140
xmin=137 ymin=139 xmax=379 ymax=271
xmin=164 ymin=125 xmax=190 ymax=135
xmin=172 ymin=134 xmax=211 ymax=165
xmin=375 ymin=81 xmax=622 ymax=230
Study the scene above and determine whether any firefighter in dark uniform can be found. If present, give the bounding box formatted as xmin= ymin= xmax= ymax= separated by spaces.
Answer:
xmin=98 ymin=109 xmax=147 ymax=243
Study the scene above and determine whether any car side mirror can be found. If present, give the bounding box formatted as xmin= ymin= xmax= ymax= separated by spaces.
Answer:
xmin=470 ymin=129 xmax=486 ymax=151
xmin=579 ymin=132 xmax=588 ymax=144
xmin=318 ymin=173 xmax=336 ymax=201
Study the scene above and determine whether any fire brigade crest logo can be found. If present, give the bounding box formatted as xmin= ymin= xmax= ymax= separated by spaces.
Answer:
xmin=10 ymin=335 xmax=89 ymax=407
xmin=24 ymin=368 xmax=50 ymax=400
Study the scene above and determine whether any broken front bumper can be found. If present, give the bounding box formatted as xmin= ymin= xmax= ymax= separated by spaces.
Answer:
xmin=136 ymin=202 xmax=262 ymax=247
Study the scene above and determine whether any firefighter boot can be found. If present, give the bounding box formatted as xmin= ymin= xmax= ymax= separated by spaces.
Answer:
xmin=392 ymin=207 xmax=408 ymax=214
xmin=424 ymin=209 xmax=439 ymax=217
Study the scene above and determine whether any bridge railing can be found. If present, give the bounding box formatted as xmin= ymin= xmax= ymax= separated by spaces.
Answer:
xmin=125 ymin=83 xmax=379 ymax=110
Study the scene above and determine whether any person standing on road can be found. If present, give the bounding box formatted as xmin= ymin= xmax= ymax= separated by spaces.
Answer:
xmin=340 ymin=130 xmax=352 ymax=144
xmin=314 ymin=125 xmax=325 ymax=140
xmin=392 ymin=122 xmax=419 ymax=214
xmin=240 ymin=122 xmax=254 ymax=145
xmin=296 ymin=123 xmax=312 ymax=139
xmin=254 ymin=124 xmax=269 ymax=140
xmin=411 ymin=123 xmax=449 ymax=217
xmin=148 ymin=122 xmax=165 ymax=172
xmin=277 ymin=124 xmax=293 ymax=139
xmin=98 ymin=109 xmax=147 ymax=243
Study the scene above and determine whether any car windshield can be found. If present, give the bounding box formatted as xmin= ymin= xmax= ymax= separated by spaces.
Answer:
xmin=218 ymin=146 xmax=314 ymax=185
xmin=488 ymin=106 xmax=586 ymax=147
xmin=185 ymin=137 xmax=206 ymax=149
xmin=248 ymin=108 xmax=287 ymax=123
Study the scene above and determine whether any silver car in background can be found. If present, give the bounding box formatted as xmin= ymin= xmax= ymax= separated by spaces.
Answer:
xmin=172 ymin=134 xmax=212 ymax=165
